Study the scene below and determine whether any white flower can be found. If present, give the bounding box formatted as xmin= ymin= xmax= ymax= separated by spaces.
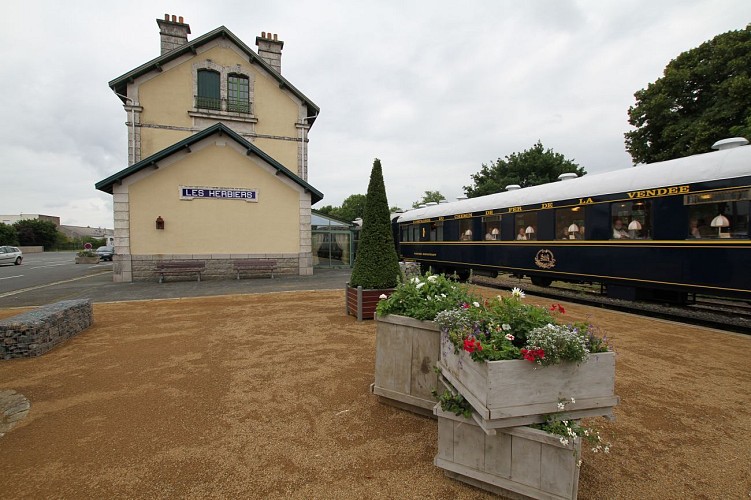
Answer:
xmin=440 ymin=293 xmax=446 ymax=298
xmin=604 ymin=446 xmax=610 ymax=454
xmin=592 ymin=447 xmax=599 ymax=453
xmin=511 ymin=287 xmax=525 ymax=299
xmin=473 ymin=301 xmax=480 ymax=307
xmin=576 ymin=459 xmax=582 ymax=468
xmin=557 ymin=402 xmax=566 ymax=410
xmin=584 ymin=430 xmax=590 ymax=437
xmin=427 ymin=275 xmax=438 ymax=282
xmin=559 ymin=437 xmax=569 ymax=446
xmin=504 ymin=334 xmax=514 ymax=341
xmin=570 ymin=397 xmax=576 ymax=404
xmin=379 ymin=294 xmax=387 ymax=299
xmin=502 ymin=323 xmax=511 ymax=331
xmin=426 ymin=296 xmax=432 ymax=301
xmin=410 ymin=277 xmax=420 ymax=284
xmin=416 ymin=282 xmax=426 ymax=289
xmin=562 ymin=420 xmax=568 ymax=426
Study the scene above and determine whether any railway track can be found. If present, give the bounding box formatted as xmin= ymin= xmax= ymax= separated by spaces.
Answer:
xmin=472 ymin=274 xmax=751 ymax=335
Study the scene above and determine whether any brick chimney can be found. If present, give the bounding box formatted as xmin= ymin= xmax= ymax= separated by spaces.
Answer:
xmin=156 ymin=14 xmax=191 ymax=55
xmin=255 ymin=31 xmax=284 ymax=73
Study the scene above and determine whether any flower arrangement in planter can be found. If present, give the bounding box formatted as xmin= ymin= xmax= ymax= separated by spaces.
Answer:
xmin=435 ymin=288 xmax=619 ymax=429
xmin=75 ymin=250 xmax=100 ymax=264
xmin=346 ymin=158 xmax=401 ymax=321
xmin=370 ymin=272 xmax=476 ymax=415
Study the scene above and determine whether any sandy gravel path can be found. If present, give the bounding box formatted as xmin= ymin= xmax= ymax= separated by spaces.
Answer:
xmin=0 ymin=289 xmax=749 ymax=499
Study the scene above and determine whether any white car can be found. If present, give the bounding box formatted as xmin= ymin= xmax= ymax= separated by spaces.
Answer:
xmin=0 ymin=246 xmax=23 ymax=265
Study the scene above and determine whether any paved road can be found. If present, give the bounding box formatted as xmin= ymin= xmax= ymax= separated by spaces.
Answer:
xmin=0 ymin=251 xmax=351 ymax=309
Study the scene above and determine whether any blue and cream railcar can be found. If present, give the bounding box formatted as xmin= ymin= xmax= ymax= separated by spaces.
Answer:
xmin=396 ymin=139 xmax=751 ymax=301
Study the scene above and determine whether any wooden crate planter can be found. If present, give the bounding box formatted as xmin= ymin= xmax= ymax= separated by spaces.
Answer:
xmin=434 ymin=405 xmax=581 ymax=500
xmin=345 ymin=284 xmax=393 ymax=321
xmin=371 ymin=314 xmax=440 ymax=416
xmin=439 ymin=331 xmax=618 ymax=429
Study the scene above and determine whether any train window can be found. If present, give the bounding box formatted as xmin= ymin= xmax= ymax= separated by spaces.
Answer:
xmin=401 ymin=225 xmax=410 ymax=242
xmin=611 ymin=201 xmax=651 ymax=239
xmin=482 ymin=215 xmax=501 ymax=240
xmin=555 ymin=207 xmax=585 ymax=240
xmin=459 ymin=219 xmax=474 ymax=241
xmin=684 ymin=189 xmax=750 ymax=238
xmin=411 ymin=224 xmax=420 ymax=242
xmin=514 ymin=213 xmax=537 ymax=240
xmin=430 ymin=221 xmax=443 ymax=241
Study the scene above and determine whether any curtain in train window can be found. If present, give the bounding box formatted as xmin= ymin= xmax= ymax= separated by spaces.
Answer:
xmin=482 ymin=215 xmax=502 ymax=240
xmin=430 ymin=221 xmax=444 ymax=241
xmin=555 ymin=207 xmax=585 ymax=240
xmin=514 ymin=213 xmax=538 ymax=240
xmin=401 ymin=225 xmax=410 ymax=242
xmin=684 ymin=189 xmax=750 ymax=238
xmin=611 ymin=201 xmax=652 ymax=239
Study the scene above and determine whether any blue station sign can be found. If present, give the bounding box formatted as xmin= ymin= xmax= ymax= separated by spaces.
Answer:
xmin=180 ymin=186 xmax=258 ymax=202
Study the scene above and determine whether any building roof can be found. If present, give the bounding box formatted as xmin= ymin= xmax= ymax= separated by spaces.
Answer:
xmin=95 ymin=123 xmax=324 ymax=204
xmin=108 ymin=25 xmax=319 ymax=123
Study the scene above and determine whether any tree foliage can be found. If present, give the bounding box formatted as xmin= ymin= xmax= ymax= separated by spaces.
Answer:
xmin=349 ymin=158 xmax=400 ymax=289
xmin=0 ymin=223 xmax=19 ymax=246
xmin=315 ymin=194 xmax=367 ymax=223
xmin=13 ymin=219 xmax=59 ymax=249
xmin=464 ymin=141 xmax=585 ymax=198
xmin=625 ymin=25 xmax=751 ymax=164
xmin=411 ymin=190 xmax=445 ymax=208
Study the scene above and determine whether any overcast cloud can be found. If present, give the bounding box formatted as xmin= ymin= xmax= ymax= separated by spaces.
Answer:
xmin=1 ymin=1 xmax=749 ymax=228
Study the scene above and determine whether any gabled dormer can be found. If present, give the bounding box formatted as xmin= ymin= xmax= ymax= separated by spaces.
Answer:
xmin=108 ymin=15 xmax=319 ymax=181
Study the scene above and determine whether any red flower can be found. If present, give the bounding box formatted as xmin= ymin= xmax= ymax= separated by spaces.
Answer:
xmin=521 ymin=347 xmax=545 ymax=363
xmin=550 ymin=303 xmax=566 ymax=314
xmin=461 ymin=302 xmax=470 ymax=309
xmin=463 ymin=337 xmax=483 ymax=353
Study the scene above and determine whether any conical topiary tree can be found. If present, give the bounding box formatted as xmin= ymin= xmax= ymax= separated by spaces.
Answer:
xmin=350 ymin=158 xmax=400 ymax=289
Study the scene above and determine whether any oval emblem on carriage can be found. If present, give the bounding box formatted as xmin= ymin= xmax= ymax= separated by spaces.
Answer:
xmin=534 ymin=249 xmax=556 ymax=269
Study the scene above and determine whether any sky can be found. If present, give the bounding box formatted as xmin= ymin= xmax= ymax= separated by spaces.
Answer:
xmin=1 ymin=1 xmax=749 ymax=228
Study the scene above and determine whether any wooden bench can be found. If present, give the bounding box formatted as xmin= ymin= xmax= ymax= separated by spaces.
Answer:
xmin=155 ymin=260 xmax=205 ymax=283
xmin=233 ymin=259 xmax=277 ymax=279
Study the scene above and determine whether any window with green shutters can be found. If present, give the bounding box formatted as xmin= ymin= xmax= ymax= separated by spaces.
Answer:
xmin=228 ymin=74 xmax=250 ymax=113
xmin=197 ymin=70 xmax=220 ymax=110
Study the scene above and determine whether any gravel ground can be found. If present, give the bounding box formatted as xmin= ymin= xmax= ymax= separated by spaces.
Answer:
xmin=0 ymin=289 xmax=749 ymax=499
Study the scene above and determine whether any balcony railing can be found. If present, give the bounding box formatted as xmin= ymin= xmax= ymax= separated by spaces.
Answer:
xmin=194 ymin=96 xmax=252 ymax=114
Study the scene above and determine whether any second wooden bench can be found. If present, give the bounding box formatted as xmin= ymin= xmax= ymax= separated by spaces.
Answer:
xmin=233 ymin=259 xmax=277 ymax=279
xmin=155 ymin=260 xmax=206 ymax=283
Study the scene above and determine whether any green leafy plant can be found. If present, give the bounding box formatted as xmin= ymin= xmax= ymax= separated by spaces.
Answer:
xmin=77 ymin=250 xmax=97 ymax=258
xmin=349 ymin=158 xmax=401 ymax=289
xmin=433 ymin=388 xmax=473 ymax=419
xmin=376 ymin=272 xmax=477 ymax=321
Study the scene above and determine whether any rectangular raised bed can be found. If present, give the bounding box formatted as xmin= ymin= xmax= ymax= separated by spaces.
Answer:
xmin=371 ymin=314 xmax=440 ymax=416
xmin=438 ymin=331 xmax=618 ymax=428
xmin=434 ymin=405 xmax=581 ymax=500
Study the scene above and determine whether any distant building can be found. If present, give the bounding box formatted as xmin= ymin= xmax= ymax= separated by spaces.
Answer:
xmin=96 ymin=14 xmax=322 ymax=282
xmin=0 ymin=214 xmax=61 ymax=227
xmin=58 ymin=225 xmax=114 ymax=243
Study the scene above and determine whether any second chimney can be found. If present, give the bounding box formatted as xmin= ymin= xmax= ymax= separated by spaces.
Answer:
xmin=255 ymin=31 xmax=284 ymax=74
xmin=156 ymin=14 xmax=191 ymax=55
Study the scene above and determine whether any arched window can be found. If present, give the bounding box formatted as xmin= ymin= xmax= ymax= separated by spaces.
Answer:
xmin=197 ymin=70 xmax=220 ymax=110
xmin=228 ymin=74 xmax=250 ymax=113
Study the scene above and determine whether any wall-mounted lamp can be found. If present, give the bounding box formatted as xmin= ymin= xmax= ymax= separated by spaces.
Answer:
xmin=627 ymin=220 xmax=642 ymax=231
xmin=156 ymin=216 xmax=165 ymax=230
xmin=525 ymin=226 xmax=535 ymax=240
xmin=568 ymin=223 xmax=579 ymax=239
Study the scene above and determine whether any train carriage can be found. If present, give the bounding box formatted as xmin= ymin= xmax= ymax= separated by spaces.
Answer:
xmin=396 ymin=138 xmax=751 ymax=301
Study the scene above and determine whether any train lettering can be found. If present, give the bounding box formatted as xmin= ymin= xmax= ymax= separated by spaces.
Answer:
xmin=454 ymin=213 xmax=472 ymax=219
xmin=508 ymin=206 xmax=522 ymax=213
xmin=485 ymin=210 xmax=494 ymax=215
xmin=627 ymin=185 xmax=689 ymax=199
xmin=578 ymin=198 xmax=594 ymax=204
xmin=541 ymin=202 xmax=553 ymax=209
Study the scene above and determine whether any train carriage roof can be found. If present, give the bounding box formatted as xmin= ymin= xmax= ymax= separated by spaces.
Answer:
xmin=398 ymin=143 xmax=751 ymax=223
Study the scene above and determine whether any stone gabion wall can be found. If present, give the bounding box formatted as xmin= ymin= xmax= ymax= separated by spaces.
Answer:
xmin=0 ymin=299 xmax=93 ymax=360
xmin=129 ymin=255 xmax=301 ymax=282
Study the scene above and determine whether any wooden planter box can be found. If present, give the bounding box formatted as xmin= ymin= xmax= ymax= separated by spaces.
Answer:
xmin=434 ymin=405 xmax=581 ymax=500
xmin=371 ymin=314 xmax=440 ymax=416
xmin=439 ymin=331 xmax=618 ymax=430
xmin=345 ymin=283 xmax=393 ymax=321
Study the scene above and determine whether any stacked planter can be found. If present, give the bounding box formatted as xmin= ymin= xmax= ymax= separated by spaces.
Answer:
xmin=435 ymin=330 xmax=618 ymax=499
xmin=371 ymin=315 xmax=618 ymax=499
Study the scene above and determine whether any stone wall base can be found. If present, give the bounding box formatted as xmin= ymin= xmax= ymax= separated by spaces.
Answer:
xmin=128 ymin=254 xmax=304 ymax=282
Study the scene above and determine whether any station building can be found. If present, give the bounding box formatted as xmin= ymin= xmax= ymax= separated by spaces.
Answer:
xmin=96 ymin=15 xmax=323 ymax=282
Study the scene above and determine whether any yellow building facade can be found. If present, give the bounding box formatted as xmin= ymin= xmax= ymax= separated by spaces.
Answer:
xmin=97 ymin=15 xmax=322 ymax=282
